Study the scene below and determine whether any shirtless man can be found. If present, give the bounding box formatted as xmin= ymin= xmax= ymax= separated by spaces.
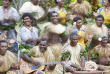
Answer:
xmin=40 ymin=11 xmax=68 ymax=61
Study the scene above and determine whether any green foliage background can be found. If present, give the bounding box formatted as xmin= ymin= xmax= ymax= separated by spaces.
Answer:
xmin=40 ymin=0 xmax=88 ymax=11
xmin=0 ymin=0 xmax=89 ymax=11
xmin=0 ymin=0 xmax=2 ymax=6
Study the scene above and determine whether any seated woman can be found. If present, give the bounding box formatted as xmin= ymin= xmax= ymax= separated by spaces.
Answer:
xmin=69 ymin=16 xmax=87 ymax=48
xmin=19 ymin=13 xmax=39 ymax=47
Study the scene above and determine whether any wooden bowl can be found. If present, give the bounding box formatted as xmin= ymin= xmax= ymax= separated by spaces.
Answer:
xmin=74 ymin=71 xmax=102 ymax=74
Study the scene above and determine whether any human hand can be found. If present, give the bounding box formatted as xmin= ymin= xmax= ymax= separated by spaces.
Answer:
xmin=99 ymin=57 xmax=108 ymax=65
xmin=47 ymin=7 xmax=53 ymax=13
xmin=93 ymin=12 xmax=98 ymax=17
xmin=12 ymin=61 xmax=20 ymax=68
xmin=49 ymin=64 xmax=56 ymax=70
xmin=65 ymin=66 xmax=74 ymax=73
xmin=76 ymin=66 xmax=82 ymax=71
xmin=33 ymin=61 xmax=41 ymax=68
xmin=9 ymin=17 xmax=15 ymax=22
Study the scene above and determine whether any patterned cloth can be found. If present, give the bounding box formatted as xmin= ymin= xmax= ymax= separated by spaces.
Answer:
xmin=19 ymin=26 xmax=38 ymax=47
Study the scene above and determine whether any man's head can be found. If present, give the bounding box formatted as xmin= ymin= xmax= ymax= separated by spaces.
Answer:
xmin=50 ymin=11 xmax=58 ymax=24
xmin=70 ymin=32 xmax=79 ymax=46
xmin=77 ymin=0 xmax=83 ymax=3
xmin=95 ymin=15 xmax=104 ymax=27
xmin=22 ymin=13 xmax=33 ymax=26
xmin=31 ymin=0 xmax=39 ymax=5
xmin=2 ymin=0 xmax=12 ymax=8
xmin=39 ymin=38 xmax=48 ymax=53
xmin=104 ymin=0 xmax=110 ymax=7
xmin=73 ymin=16 xmax=82 ymax=29
xmin=55 ymin=0 xmax=64 ymax=7
xmin=100 ymin=35 xmax=108 ymax=46
xmin=0 ymin=40 xmax=8 ymax=55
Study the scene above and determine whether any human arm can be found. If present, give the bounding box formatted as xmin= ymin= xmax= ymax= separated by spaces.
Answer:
xmin=84 ymin=34 xmax=88 ymax=44
xmin=93 ymin=11 xmax=98 ymax=18
xmin=19 ymin=27 xmax=36 ymax=43
xmin=11 ymin=61 xmax=20 ymax=69
xmin=64 ymin=66 xmax=74 ymax=73
xmin=58 ymin=16 xmax=70 ymax=22
xmin=21 ymin=53 xmax=41 ymax=67
xmin=108 ymin=32 xmax=110 ymax=43
xmin=60 ymin=34 xmax=69 ymax=43
xmin=70 ymin=63 xmax=82 ymax=71
xmin=80 ymin=45 xmax=85 ymax=70
xmin=40 ymin=7 xmax=53 ymax=21
xmin=80 ymin=56 xmax=85 ymax=70
xmin=40 ymin=11 xmax=49 ymax=21
xmin=60 ymin=29 xmax=69 ymax=43
xmin=37 ymin=33 xmax=49 ymax=44
xmin=98 ymin=66 xmax=109 ymax=71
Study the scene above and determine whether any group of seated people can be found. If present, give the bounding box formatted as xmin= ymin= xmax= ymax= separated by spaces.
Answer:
xmin=0 ymin=0 xmax=110 ymax=74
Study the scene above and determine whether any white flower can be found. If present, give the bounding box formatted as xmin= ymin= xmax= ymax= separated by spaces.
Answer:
xmin=57 ymin=0 xmax=61 ymax=2
xmin=98 ymin=37 xmax=102 ymax=41
xmin=73 ymin=22 xmax=76 ymax=26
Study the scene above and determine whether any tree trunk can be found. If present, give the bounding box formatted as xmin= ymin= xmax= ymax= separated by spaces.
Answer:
xmin=12 ymin=0 xmax=17 ymax=9
xmin=17 ymin=0 xmax=23 ymax=11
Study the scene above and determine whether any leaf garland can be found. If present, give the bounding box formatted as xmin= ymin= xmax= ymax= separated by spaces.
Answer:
xmin=61 ymin=52 xmax=71 ymax=60
xmin=19 ymin=44 xmax=33 ymax=58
